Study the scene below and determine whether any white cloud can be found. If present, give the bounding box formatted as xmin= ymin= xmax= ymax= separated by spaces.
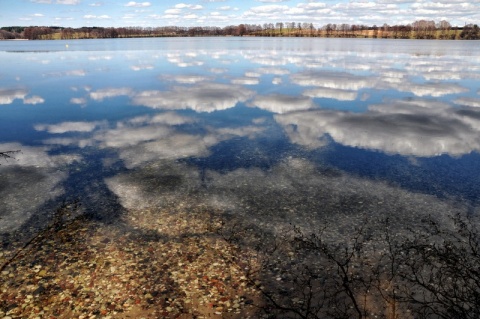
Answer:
xmin=246 ymin=4 xmax=289 ymax=14
xmin=125 ymin=1 xmax=151 ymax=7
xmin=56 ymin=0 xmax=81 ymax=4
xmin=297 ymin=2 xmax=327 ymax=10
xmin=84 ymin=14 xmax=111 ymax=19
xmin=165 ymin=8 xmax=181 ymax=14
xmin=174 ymin=3 xmax=203 ymax=10
xmin=16 ymin=0 xmax=480 ymax=27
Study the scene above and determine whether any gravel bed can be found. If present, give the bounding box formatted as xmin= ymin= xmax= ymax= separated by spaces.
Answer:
xmin=0 ymin=208 xmax=261 ymax=319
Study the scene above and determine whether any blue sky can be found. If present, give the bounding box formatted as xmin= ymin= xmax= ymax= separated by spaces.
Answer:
xmin=1 ymin=0 xmax=478 ymax=28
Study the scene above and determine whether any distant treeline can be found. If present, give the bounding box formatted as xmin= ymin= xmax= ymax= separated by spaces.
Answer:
xmin=1 ymin=20 xmax=479 ymax=40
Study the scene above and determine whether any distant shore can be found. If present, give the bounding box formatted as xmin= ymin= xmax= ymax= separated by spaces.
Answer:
xmin=1 ymin=22 xmax=480 ymax=40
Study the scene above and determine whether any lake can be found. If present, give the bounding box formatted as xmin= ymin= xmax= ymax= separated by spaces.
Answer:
xmin=1 ymin=36 xmax=480 ymax=240
xmin=2 ymin=37 xmax=480 ymax=318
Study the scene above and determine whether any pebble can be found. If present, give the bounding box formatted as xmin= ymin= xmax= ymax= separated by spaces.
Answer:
xmin=0 ymin=210 xmax=260 ymax=318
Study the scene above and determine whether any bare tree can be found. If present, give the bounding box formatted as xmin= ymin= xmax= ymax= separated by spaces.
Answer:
xmin=398 ymin=214 xmax=480 ymax=318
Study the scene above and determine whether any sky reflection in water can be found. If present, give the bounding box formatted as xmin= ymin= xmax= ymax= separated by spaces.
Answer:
xmin=1 ymin=38 xmax=480 ymax=237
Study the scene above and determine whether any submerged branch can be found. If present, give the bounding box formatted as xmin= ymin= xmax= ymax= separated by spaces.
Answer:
xmin=0 ymin=150 xmax=21 ymax=164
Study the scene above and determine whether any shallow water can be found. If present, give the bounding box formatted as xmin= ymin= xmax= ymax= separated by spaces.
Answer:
xmin=1 ymin=37 xmax=480 ymax=240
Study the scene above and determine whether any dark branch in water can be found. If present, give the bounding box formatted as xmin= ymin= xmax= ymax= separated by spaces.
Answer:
xmin=0 ymin=150 xmax=21 ymax=164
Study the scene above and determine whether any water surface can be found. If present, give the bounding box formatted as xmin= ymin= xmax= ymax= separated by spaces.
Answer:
xmin=1 ymin=37 xmax=480 ymax=241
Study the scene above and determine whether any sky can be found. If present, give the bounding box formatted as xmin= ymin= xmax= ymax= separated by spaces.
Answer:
xmin=0 ymin=0 xmax=479 ymax=29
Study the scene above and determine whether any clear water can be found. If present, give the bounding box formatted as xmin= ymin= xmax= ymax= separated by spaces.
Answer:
xmin=1 ymin=37 xmax=480 ymax=238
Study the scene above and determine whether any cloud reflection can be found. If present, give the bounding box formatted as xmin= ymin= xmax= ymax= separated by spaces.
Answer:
xmin=303 ymin=87 xmax=358 ymax=101
xmin=454 ymin=97 xmax=480 ymax=108
xmin=5 ymin=88 xmax=23 ymax=102
xmin=250 ymin=94 xmax=316 ymax=114
xmin=291 ymin=70 xmax=373 ymax=91
xmin=39 ymin=111 xmax=265 ymax=169
xmin=130 ymin=64 xmax=154 ymax=71
xmin=231 ymin=77 xmax=260 ymax=86
xmin=89 ymin=87 xmax=134 ymax=101
xmin=161 ymin=74 xmax=210 ymax=84
xmin=0 ymin=143 xmax=79 ymax=232
xmin=106 ymin=122 xmax=264 ymax=169
xmin=104 ymin=155 xmax=460 ymax=237
xmin=132 ymin=83 xmax=253 ymax=112
xmin=0 ymin=88 xmax=44 ymax=105
xmin=70 ymin=97 xmax=87 ymax=105
xmin=35 ymin=121 xmax=105 ymax=134
xmin=395 ymin=82 xmax=468 ymax=97
xmin=276 ymin=98 xmax=480 ymax=157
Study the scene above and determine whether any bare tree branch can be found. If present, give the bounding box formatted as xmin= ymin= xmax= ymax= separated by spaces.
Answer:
xmin=0 ymin=150 xmax=21 ymax=164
